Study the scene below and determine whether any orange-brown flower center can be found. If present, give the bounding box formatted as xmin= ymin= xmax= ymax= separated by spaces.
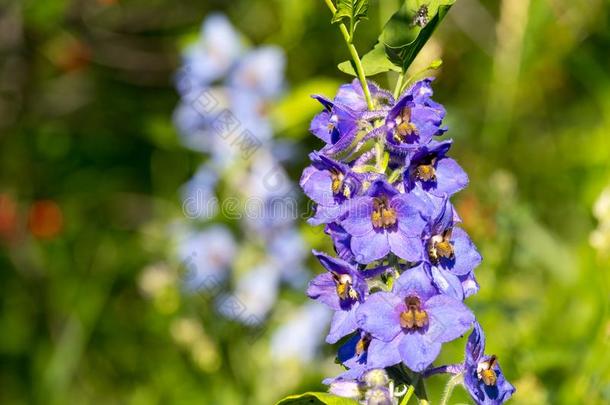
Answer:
xmin=333 ymin=273 xmax=358 ymax=301
xmin=477 ymin=355 xmax=498 ymax=386
xmin=399 ymin=296 xmax=429 ymax=330
xmin=371 ymin=196 xmax=397 ymax=229
xmin=393 ymin=107 xmax=418 ymax=142
xmin=428 ymin=229 xmax=454 ymax=264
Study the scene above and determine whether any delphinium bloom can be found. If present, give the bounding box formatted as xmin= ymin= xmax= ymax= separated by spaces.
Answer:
xmin=463 ymin=323 xmax=516 ymax=404
xmin=298 ymin=72 xmax=516 ymax=402
xmin=307 ymin=251 xmax=367 ymax=343
xmin=298 ymin=75 xmax=516 ymax=402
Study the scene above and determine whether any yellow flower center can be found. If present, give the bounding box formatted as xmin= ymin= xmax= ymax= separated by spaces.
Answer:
xmin=393 ymin=107 xmax=419 ymax=143
xmin=399 ymin=296 xmax=429 ymax=330
xmin=371 ymin=196 xmax=397 ymax=229
xmin=330 ymin=169 xmax=344 ymax=194
xmin=477 ymin=355 xmax=498 ymax=386
xmin=428 ymin=229 xmax=455 ymax=264
xmin=415 ymin=163 xmax=436 ymax=182
xmin=333 ymin=273 xmax=358 ymax=301
xmin=355 ymin=334 xmax=371 ymax=356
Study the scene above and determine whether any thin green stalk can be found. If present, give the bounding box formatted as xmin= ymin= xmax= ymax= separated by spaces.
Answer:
xmin=439 ymin=373 xmax=464 ymax=405
xmin=323 ymin=0 xmax=375 ymax=111
xmin=415 ymin=376 xmax=430 ymax=405
xmin=400 ymin=385 xmax=415 ymax=405
xmin=393 ymin=73 xmax=405 ymax=99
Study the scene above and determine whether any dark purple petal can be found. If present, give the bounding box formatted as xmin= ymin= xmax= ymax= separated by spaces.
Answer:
xmin=326 ymin=223 xmax=355 ymax=262
xmin=337 ymin=333 xmax=364 ymax=364
xmin=366 ymin=179 xmax=399 ymax=199
xmin=398 ymin=332 xmax=442 ymax=372
xmin=313 ymin=250 xmax=353 ymax=275
xmin=466 ymin=322 xmax=486 ymax=364
xmin=410 ymin=105 xmax=442 ymax=143
xmin=356 ymin=292 xmax=402 ymax=342
xmin=425 ymin=294 xmax=475 ymax=343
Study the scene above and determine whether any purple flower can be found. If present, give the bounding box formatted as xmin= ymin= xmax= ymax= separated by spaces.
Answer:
xmin=464 ymin=323 xmax=515 ymax=404
xmin=385 ymin=79 xmax=446 ymax=153
xmin=356 ymin=264 xmax=474 ymax=371
xmin=340 ymin=180 xmax=430 ymax=264
xmin=424 ymin=199 xmax=482 ymax=300
xmin=309 ymin=94 xmax=361 ymax=150
xmin=405 ymin=140 xmax=468 ymax=197
xmin=334 ymin=79 xmax=394 ymax=112
xmin=310 ymin=80 xmax=393 ymax=155
xmin=334 ymin=332 xmax=371 ymax=381
xmin=300 ymin=152 xmax=361 ymax=225
xmin=307 ymin=251 xmax=367 ymax=343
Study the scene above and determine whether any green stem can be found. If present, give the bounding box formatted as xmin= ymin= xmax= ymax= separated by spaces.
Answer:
xmin=439 ymin=373 xmax=464 ymax=405
xmin=393 ymin=73 xmax=405 ymax=99
xmin=323 ymin=0 xmax=375 ymax=111
xmin=415 ymin=376 xmax=429 ymax=405
xmin=400 ymin=385 xmax=415 ymax=405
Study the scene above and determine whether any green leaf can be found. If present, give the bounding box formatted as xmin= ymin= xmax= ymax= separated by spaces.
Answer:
xmin=276 ymin=392 xmax=359 ymax=405
xmin=382 ymin=0 xmax=456 ymax=71
xmin=338 ymin=41 xmax=401 ymax=76
xmin=332 ymin=0 xmax=370 ymax=32
xmin=338 ymin=0 xmax=456 ymax=76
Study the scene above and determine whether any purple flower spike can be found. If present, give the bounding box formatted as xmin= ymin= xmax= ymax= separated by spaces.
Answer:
xmin=405 ymin=140 xmax=469 ymax=197
xmin=385 ymin=79 xmax=447 ymax=153
xmin=356 ymin=264 xmax=474 ymax=372
xmin=341 ymin=180 xmax=431 ymax=264
xmin=464 ymin=323 xmax=515 ymax=405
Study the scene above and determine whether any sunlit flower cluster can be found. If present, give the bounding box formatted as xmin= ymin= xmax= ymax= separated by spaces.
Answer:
xmin=302 ymin=79 xmax=515 ymax=404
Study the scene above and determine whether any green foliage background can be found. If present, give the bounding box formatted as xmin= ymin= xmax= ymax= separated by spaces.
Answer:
xmin=0 ymin=0 xmax=609 ymax=404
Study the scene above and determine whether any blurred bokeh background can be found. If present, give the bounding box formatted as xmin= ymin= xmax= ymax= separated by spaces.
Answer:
xmin=0 ymin=0 xmax=609 ymax=404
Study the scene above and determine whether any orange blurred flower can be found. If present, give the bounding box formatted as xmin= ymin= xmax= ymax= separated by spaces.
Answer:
xmin=28 ymin=200 xmax=64 ymax=240
xmin=0 ymin=194 xmax=18 ymax=239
